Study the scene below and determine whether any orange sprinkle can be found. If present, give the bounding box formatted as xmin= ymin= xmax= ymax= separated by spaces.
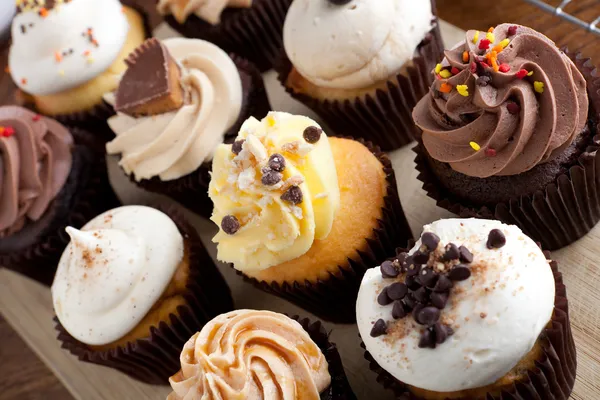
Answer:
xmin=485 ymin=50 xmax=499 ymax=72
xmin=21 ymin=78 xmax=27 ymax=85
xmin=439 ymin=83 xmax=452 ymax=93
xmin=462 ymin=51 xmax=469 ymax=63
xmin=492 ymin=44 xmax=504 ymax=53
xmin=488 ymin=27 xmax=494 ymax=33
xmin=39 ymin=7 xmax=48 ymax=17
xmin=92 ymin=39 xmax=99 ymax=47
xmin=54 ymin=52 xmax=62 ymax=63
xmin=83 ymin=50 xmax=91 ymax=56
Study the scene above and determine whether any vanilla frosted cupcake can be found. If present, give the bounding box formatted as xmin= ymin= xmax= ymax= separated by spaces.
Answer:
xmin=9 ymin=0 xmax=148 ymax=126
xmin=209 ymin=112 xmax=412 ymax=323
xmin=277 ymin=0 xmax=443 ymax=150
xmin=53 ymin=205 xmax=234 ymax=384
xmin=105 ymin=37 xmax=269 ymax=218
xmin=358 ymin=218 xmax=576 ymax=399
xmin=167 ymin=310 xmax=356 ymax=399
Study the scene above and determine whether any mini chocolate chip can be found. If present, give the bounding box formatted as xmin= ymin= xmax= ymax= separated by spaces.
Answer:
xmin=221 ymin=215 xmax=240 ymax=235
xmin=418 ymin=328 xmax=436 ymax=348
xmin=487 ymin=229 xmax=506 ymax=249
xmin=387 ymin=282 xmax=408 ymax=301
xmin=476 ymin=76 xmax=491 ymax=86
xmin=268 ymin=153 xmax=286 ymax=172
xmin=370 ymin=319 xmax=387 ymax=337
xmin=459 ymin=246 xmax=474 ymax=263
xmin=417 ymin=306 xmax=441 ymax=326
xmin=413 ymin=251 xmax=429 ymax=264
xmin=405 ymin=260 xmax=420 ymax=277
xmin=412 ymin=287 xmax=429 ymax=303
xmin=392 ymin=300 xmax=407 ymax=319
xmin=377 ymin=287 xmax=393 ymax=306
xmin=412 ymin=303 xmax=425 ymax=322
xmin=433 ymin=275 xmax=453 ymax=292
xmin=232 ymin=140 xmax=245 ymax=155
xmin=448 ymin=265 xmax=472 ymax=281
xmin=421 ymin=232 xmax=440 ymax=251
xmin=328 ymin=0 xmax=352 ymax=4
xmin=431 ymin=291 xmax=449 ymax=309
xmin=403 ymin=294 xmax=416 ymax=311
xmin=303 ymin=126 xmax=322 ymax=143
xmin=417 ymin=267 xmax=437 ymax=288
xmin=380 ymin=260 xmax=399 ymax=278
xmin=396 ymin=251 xmax=408 ymax=264
xmin=281 ymin=186 xmax=303 ymax=205
xmin=434 ymin=323 xmax=451 ymax=344
xmin=261 ymin=169 xmax=283 ymax=186
xmin=405 ymin=275 xmax=422 ymax=291
xmin=441 ymin=243 xmax=460 ymax=261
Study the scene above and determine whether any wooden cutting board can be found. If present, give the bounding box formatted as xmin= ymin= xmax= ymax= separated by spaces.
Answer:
xmin=1 ymin=21 xmax=599 ymax=400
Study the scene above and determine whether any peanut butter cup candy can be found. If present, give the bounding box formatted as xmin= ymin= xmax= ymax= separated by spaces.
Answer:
xmin=52 ymin=205 xmax=234 ymax=384
xmin=412 ymin=23 xmax=600 ymax=250
xmin=358 ymin=218 xmax=576 ymax=400
xmin=104 ymin=38 xmax=270 ymax=218
xmin=208 ymin=111 xmax=412 ymax=323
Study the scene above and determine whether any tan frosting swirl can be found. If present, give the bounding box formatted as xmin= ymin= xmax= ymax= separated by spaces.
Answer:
xmin=158 ymin=0 xmax=252 ymax=25
xmin=0 ymin=106 xmax=73 ymax=236
xmin=105 ymin=38 xmax=242 ymax=182
xmin=167 ymin=310 xmax=331 ymax=400
xmin=412 ymin=24 xmax=588 ymax=178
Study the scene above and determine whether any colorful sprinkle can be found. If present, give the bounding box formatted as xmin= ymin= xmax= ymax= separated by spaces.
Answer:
xmin=87 ymin=56 xmax=95 ymax=64
xmin=498 ymin=38 xmax=510 ymax=49
xmin=83 ymin=50 xmax=91 ymax=56
xmin=0 ymin=126 xmax=15 ymax=137
xmin=470 ymin=62 xmax=477 ymax=74
xmin=439 ymin=69 xmax=452 ymax=79
xmin=451 ymin=67 xmax=460 ymax=76
xmin=480 ymin=61 xmax=490 ymax=69
xmin=488 ymin=27 xmax=495 ymax=33
xmin=508 ymin=25 xmax=518 ymax=36
xmin=516 ymin=69 xmax=528 ymax=79
xmin=479 ymin=38 xmax=491 ymax=50
xmin=32 ymin=114 xmax=41 ymax=122
xmin=499 ymin=64 xmax=511 ymax=73
xmin=21 ymin=78 xmax=27 ymax=85
xmin=266 ymin=114 xmax=277 ymax=127
xmin=527 ymin=71 xmax=534 ymax=77
xmin=507 ymin=102 xmax=520 ymax=114
xmin=485 ymin=148 xmax=497 ymax=157
xmin=54 ymin=51 xmax=62 ymax=63
xmin=534 ymin=81 xmax=545 ymax=93
xmin=486 ymin=32 xmax=496 ymax=44
xmin=456 ymin=85 xmax=469 ymax=97
xmin=470 ymin=141 xmax=481 ymax=151
xmin=472 ymin=31 xmax=480 ymax=44
xmin=39 ymin=7 xmax=48 ymax=17
xmin=462 ymin=51 xmax=469 ymax=63
xmin=58 ymin=69 xmax=65 ymax=76
xmin=435 ymin=63 xmax=443 ymax=74
xmin=439 ymin=83 xmax=452 ymax=93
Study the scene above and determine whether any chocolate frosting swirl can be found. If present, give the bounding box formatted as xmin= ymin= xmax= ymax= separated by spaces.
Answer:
xmin=413 ymin=24 xmax=588 ymax=178
xmin=0 ymin=106 xmax=73 ymax=236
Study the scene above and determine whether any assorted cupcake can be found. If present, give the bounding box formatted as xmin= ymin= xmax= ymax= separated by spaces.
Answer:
xmin=413 ymin=23 xmax=600 ymax=250
xmin=104 ymin=37 xmax=269 ymax=218
xmin=52 ymin=205 xmax=234 ymax=384
xmin=167 ymin=310 xmax=357 ymax=399
xmin=208 ymin=111 xmax=413 ymax=323
xmin=157 ymin=0 xmax=292 ymax=72
xmin=9 ymin=0 xmax=149 ymax=129
xmin=0 ymin=106 xmax=119 ymax=286
xmin=277 ymin=0 xmax=444 ymax=151
xmin=358 ymin=218 xmax=576 ymax=399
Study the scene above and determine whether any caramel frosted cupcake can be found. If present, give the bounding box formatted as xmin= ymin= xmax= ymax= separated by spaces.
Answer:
xmin=0 ymin=106 xmax=119 ymax=285
xmin=276 ymin=0 xmax=444 ymax=151
xmin=167 ymin=310 xmax=356 ymax=399
xmin=9 ymin=0 xmax=149 ymax=129
xmin=105 ymin=37 xmax=270 ymax=218
xmin=413 ymin=24 xmax=600 ymax=250
xmin=209 ymin=112 xmax=412 ymax=323
xmin=358 ymin=218 xmax=575 ymax=399
xmin=53 ymin=205 xmax=234 ymax=385
xmin=157 ymin=0 xmax=292 ymax=72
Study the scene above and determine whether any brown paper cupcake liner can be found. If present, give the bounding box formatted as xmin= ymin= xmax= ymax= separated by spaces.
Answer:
xmin=275 ymin=15 xmax=444 ymax=151
xmin=414 ymin=51 xmax=600 ymax=251
xmin=233 ymin=138 xmax=413 ymax=324
xmin=123 ymin=54 xmax=270 ymax=219
xmin=0 ymin=129 xmax=121 ymax=286
xmin=362 ymin=251 xmax=576 ymax=400
xmin=163 ymin=0 xmax=293 ymax=72
xmin=54 ymin=203 xmax=235 ymax=385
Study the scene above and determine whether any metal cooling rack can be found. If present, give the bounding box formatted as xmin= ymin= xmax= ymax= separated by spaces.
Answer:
xmin=522 ymin=0 xmax=600 ymax=35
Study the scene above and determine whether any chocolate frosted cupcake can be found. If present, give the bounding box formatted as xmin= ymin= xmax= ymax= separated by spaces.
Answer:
xmin=105 ymin=37 xmax=270 ymax=218
xmin=276 ymin=0 xmax=444 ymax=151
xmin=0 ymin=106 xmax=119 ymax=286
xmin=9 ymin=0 xmax=149 ymax=132
xmin=413 ymin=24 xmax=600 ymax=250
xmin=209 ymin=112 xmax=412 ymax=323
xmin=157 ymin=0 xmax=292 ymax=72
xmin=53 ymin=205 xmax=234 ymax=385
xmin=358 ymin=218 xmax=575 ymax=399
xmin=167 ymin=310 xmax=357 ymax=399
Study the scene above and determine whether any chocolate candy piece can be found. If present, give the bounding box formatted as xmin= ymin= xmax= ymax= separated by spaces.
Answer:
xmin=434 ymin=323 xmax=453 ymax=344
xmin=433 ymin=275 xmax=453 ymax=292
xmin=418 ymin=328 xmax=436 ymax=348
xmin=441 ymin=243 xmax=459 ymax=261
xmin=115 ymin=38 xmax=184 ymax=116
xmin=380 ymin=260 xmax=399 ymax=278
xmin=232 ymin=140 xmax=245 ymax=155
xmin=448 ymin=265 xmax=472 ymax=281
xmin=328 ymin=0 xmax=352 ymax=5
xmin=405 ymin=259 xmax=420 ymax=277
xmin=377 ymin=287 xmax=392 ymax=306
xmin=412 ymin=303 xmax=425 ymax=321
xmin=413 ymin=251 xmax=429 ymax=264
xmin=405 ymin=275 xmax=421 ymax=291
xmin=392 ymin=300 xmax=407 ymax=319
xmin=431 ymin=291 xmax=449 ymax=309
xmin=268 ymin=153 xmax=286 ymax=172
xmin=487 ymin=229 xmax=506 ymax=249
xmin=221 ymin=215 xmax=240 ymax=235
xmin=370 ymin=319 xmax=387 ymax=337
xmin=412 ymin=287 xmax=429 ymax=303
xmin=421 ymin=232 xmax=440 ymax=251
xmin=303 ymin=126 xmax=322 ymax=144
xmin=418 ymin=267 xmax=437 ymax=288
xmin=281 ymin=186 xmax=303 ymax=205
xmin=403 ymin=294 xmax=416 ymax=311
xmin=417 ymin=306 xmax=441 ymax=326
xmin=459 ymin=245 xmax=474 ymax=263
xmin=261 ymin=169 xmax=282 ymax=186
xmin=387 ymin=282 xmax=408 ymax=301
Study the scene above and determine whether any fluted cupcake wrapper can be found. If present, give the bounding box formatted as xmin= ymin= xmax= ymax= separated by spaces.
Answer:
xmin=0 ymin=129 xmax=121 ymax=286
xmin=234 ymin=138 xmax=413 ymax=324
xmin=123 ymin=54 xmax=271 ymax=219
xmin=274 ymin=14 xmax=444 ymax=151
xmin=362 ymin=252 xmax=576 ymax=400
xmin=54 ymin=203 xmax=235 ymax=385
xmin=414 ymin=51 xmax=600 ymax=250
xmin=163 ymin=0 xmax=293 ymax=72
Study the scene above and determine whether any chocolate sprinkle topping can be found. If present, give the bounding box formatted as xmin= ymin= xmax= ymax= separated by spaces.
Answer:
xmin=370 ymin=319 xmax=388 ymax=338
xmin=377 ymin=287 xmax=393 ymax=306
xmin=221 ymin=215 xmax=240 ymax=235
xmin=328 ymin=0 xmax=353 ymax=5
xmin=281 ymin=186 xmax=303 ymax=205
xmin=433 ymin=275 xmax=453 ymax=292
xmin=386 ymin=282 xmax=408 ymax=301
xmin=268 ymin=153 xmax=286 ymax=172
xmin=232 ymin=140 xmax=245 ymax=155
xmin=447 ymin=265 xmax=472 ymax=281
xmin=441 ymin=243 xmax=459 ymax=261
xmin=303 ymin=126 xmax=322 ymax=144
xmin=421 ymin=232 xmax=440 ymax=251
xmin=392 ymin=301 xmax=407 ymax=319
xmin=416 ymin=307 xmax=441 ymax=326
xmin=487 ymin=229 xmax=507 ymax=249
xmin=431 ymin=291 xmax=449 ymax=309
xmin=459 ymin=246 xmax=474 ymax=263
xmin=380 ymin=260 xmax=400 ymax=278
xmin=261 ymin=169 xmax=283 ymax=186
xmin=418 ymin=328 xmax=436 ymax=349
